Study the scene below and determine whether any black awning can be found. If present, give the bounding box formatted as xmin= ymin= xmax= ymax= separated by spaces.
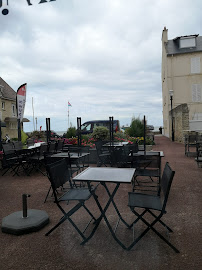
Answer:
xmin=1 ymin=122 xmax=6 ymax=127
xmin=4 ymin=117 xmax=17 ymax=122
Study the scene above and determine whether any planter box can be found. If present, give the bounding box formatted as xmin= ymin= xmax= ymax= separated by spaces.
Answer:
xmin=67 ymin=144 xmax=153 ymax=165
xmin=65 ymin=145 xmax=98 ymax=164
xmin=88 ymin=145 xmax=153 ymax=164
xmin=138 ymin=145 xmax=153 ymax=151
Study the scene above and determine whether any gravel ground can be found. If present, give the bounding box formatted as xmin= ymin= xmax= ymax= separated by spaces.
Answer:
xmin=0 ymin=135 xmax=201 ymax=270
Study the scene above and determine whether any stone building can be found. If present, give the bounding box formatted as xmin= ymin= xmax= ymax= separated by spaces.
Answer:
xmin=0 ymin=77 xmax=29 ymax=140
xmin=161 ymin=27 xmax=202 ymax=141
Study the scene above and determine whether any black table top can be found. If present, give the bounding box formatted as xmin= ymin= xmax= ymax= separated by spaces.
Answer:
xmin=132 ymin=151 xmax=164 ymax=157
xmin=103 ymin=142 xmax=129 ymax=147
xmin=51 ymin=152 xmax=89 ymax=159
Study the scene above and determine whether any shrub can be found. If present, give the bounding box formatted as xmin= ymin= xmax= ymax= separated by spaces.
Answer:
xmin=125 ymin=117 xmax=144 ymax=137
xmin=30 ymin=131 xmax=45 ymax=140
xmin=11 ymin=138 xmax=18 ymax=141
xmin=92 ymin=126 xmax=109 ymax=140
xmin=114 ymin=131 xmax=128 ymax=141
xmin=65 ymin=126 xmax=77 ymax=138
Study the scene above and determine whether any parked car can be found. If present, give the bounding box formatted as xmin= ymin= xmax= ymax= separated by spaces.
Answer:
xmin=78 ymin=120 xmax=120 ymax=135
xmin=147 ymin=125 xmax=154 ymax=131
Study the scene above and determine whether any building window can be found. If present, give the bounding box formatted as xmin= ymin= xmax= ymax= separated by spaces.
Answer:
xmin=2 ymin=102 xmax=5 ymax=110
xmin=191 ymin=57 xmax=200 ymax=74
xmin=12 ymin=104 xmax=16 ymax=116
xmin=192 ymin=113 xmax=202 ymax=120
xmin=180 ymin=37 xmax=196 ymax=48
xmin=192 ymin=84 xmax=201 ymax=102
xmin=9 ymin=123 xmax=17 ymax=129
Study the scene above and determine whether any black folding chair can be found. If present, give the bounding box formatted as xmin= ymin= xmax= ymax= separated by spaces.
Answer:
xmin=95 ymin=141 xmax=112 ymax=167
xmin=195 ymin=141 xmax=202 ymax=168
xmin=127 ymin=162 xmax=179 ymax=253
xmin=56 ymin=140 xmax=64 ymax=152
xmin=48 ymin=142 xmax=56 ymax=155
xmin=2 ymin=143 xmax=29 ymax=176
xmin=28 ymin=143 xmax=48 ymax=175
xmin=185 ymin=134 xmax=197 ymax=156
xmin=66 ymin=146 xmax=89 ymax=173
xmin=27 ymin=138 xmax=35 ymax=147
xmin=112 ymin=147 xmax=131 ymax=168
xmin=45 ymin=159 xmax=98 ymax=241
xmin=1 ymin=143 xmax=19 ymax=176
xmin=43 ymin=153 xmax=82 ymax=203
xmin=132 ymin=152 xmax=161 ymax=195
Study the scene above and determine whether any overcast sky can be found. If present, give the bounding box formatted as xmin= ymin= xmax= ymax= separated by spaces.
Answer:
xmin=1 ymin=0 xmax=202 ymax=132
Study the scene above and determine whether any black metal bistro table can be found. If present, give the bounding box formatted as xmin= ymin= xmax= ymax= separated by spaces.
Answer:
xmin=51 ymin=152 xmax=89 ymax=160
xmin=132 ymin=150 xmax=164 ymax=157
xmin=102 ymin=141 xmax=129 ymax=148
xmin=51 ymin=152 xmax=90 ymax=174
xmin=73 ymin=167 xmax=136 ymax=249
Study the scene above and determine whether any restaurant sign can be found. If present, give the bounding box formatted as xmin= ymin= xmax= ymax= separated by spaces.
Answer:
xmin=16 ymin=83 xmax=27 ymax=123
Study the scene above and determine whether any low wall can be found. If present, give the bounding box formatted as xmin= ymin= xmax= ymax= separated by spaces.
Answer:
xmin=170 ymin=104 xmax=189 ymax=143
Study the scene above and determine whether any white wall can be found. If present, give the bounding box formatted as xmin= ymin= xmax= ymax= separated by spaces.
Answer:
xmin=189 ymin=120 xmax=202 ymax=131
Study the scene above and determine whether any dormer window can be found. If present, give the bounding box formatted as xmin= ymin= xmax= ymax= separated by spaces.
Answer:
xmin=179 ymin=37 xmax=196 ymax=49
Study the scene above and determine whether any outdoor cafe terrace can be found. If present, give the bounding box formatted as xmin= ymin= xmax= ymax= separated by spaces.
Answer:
xmin=0 ymin=135 xmax=201 ymax=270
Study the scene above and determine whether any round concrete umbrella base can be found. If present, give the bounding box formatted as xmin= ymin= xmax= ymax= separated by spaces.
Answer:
xmin=1 ymin=209 xmax=49 ymax=235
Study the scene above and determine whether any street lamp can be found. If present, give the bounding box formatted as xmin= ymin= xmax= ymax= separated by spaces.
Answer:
xmin=169 ymin=90 xmax=174 ymax=141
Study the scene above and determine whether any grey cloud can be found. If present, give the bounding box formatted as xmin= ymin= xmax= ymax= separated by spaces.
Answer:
xmin=1 ymin=0 xmax=201 ymax=131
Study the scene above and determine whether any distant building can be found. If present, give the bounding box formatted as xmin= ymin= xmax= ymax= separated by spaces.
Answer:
xmin=162 ymin=27 xmax=202 ymax=141
xmin=0 ymin=77 xmax=29 ymax=139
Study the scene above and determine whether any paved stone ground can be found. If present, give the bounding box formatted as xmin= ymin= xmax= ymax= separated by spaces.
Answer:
xmin=0 ymin=135 xmax=201 ymax=270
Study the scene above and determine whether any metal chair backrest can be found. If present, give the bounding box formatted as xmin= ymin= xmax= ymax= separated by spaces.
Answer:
xmin=196 ymin=142 xmax=202 ymax=159
xmin=27 ymin=138 xmax=35 ymax=147
xmin=128 ymin=143 xmax=139 ymax=154
xmin=95 ymin=140 xmax=105 ymax=155
xmin=56 ymin=140 xmax=64 ymax=151
xmin=196 ymin=135 xmax=202 ymax=143
xmin=2 ymin=143 xmax=17 ymax=165
xmin=188 ymin=135 xmax=197 ymax=144
xmin=13 ymin=141 xmax=23 ymax=150
xmin=39 ymin=143 xmax=48 ymax=156
xmin=46 ymin=159 xmax=72 ymax=192
xmin=2 ymin=143 xmax=14 ymax=151
xmin=161 ymin=162 xmax=175 ymax=211
xmin=2 ymin=143 xmax=15 ymax=156
xmin=145 ymin=152 xmax=161 ymax=169
xmin=48 ymin=142 xmax=56 ymax=153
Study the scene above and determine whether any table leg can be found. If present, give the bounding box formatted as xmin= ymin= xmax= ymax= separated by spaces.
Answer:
xmin=101 ymin=182 xmax=130 ymax=228
xmin=81 ymin=182 xmax=128 ymax=250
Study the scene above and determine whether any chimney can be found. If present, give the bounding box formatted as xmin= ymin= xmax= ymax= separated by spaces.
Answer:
xmin=162 ymin=26 xmax=168 ymax=43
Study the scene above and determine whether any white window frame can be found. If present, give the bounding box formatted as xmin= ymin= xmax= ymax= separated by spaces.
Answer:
xmin=192 ymin=84 xmax=201 ymax=102
xmin=2 ymin=101 xmax=5 ymax=110
xmin=191 ymin=57 xmax=200 ymax=74
xmin=180 ymin=37 xmax=196 ymax=48
xmin=12 ymin=103 xmax=16 ymax=116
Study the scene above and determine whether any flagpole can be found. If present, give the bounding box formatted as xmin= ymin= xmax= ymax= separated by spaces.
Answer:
xmin=68 ymin=101 xmax=69 ymax=130
xmin=32 ymin=97 xmax=35 ymax=131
